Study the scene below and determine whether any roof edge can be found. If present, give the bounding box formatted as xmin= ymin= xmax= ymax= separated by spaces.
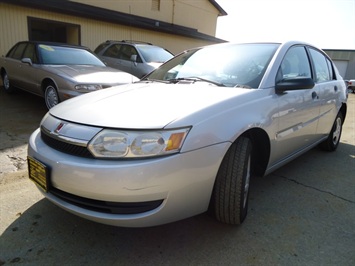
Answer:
xmin=0 ymin=0 xmax=227 ymax=43
xmin=209 ymin=0 xmax=228 ymax=16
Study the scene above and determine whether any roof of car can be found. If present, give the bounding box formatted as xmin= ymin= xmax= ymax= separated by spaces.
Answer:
xmin=103 ymin=40 xmax=153 ymax=46
xmin=18 ymin=41 xmax=90 ymax=50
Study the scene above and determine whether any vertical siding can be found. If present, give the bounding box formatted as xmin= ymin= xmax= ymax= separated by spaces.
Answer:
xmin=173 ymin=0 xmax=218 ymax=35
xmin=70 ymin=0 xmax=219 ymax=35
xmin=0 ymin=3 xmax=216 ymax=57
xmin=324 ymin=50 xmax=355 ymax=80
xmin=0 ymin=3 xmax=29 ymax=55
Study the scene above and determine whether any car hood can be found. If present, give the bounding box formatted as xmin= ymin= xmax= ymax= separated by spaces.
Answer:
xmin=48 ymin=65 xmax=138 ymax=84
xmin=49 ymin=82 xmax=250 ymax=128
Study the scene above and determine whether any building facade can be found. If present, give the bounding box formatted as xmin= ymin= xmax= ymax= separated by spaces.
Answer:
xmin=324 ymin=49 xmax=355 ymax=81
xmin=0 ymin=0 xmax=227 ymax=56
xmin=1 ymin=0 xmax=353 ymax=81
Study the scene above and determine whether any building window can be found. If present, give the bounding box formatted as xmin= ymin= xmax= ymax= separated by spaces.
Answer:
xmin=28 ymin=17 xmax=80 ymax=45
xmin=152 ymin=0 xmax=160 ymax=11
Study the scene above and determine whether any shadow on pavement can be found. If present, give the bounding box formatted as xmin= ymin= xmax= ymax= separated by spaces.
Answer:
xmin=1 ymin=141 xmax=354 ymax=265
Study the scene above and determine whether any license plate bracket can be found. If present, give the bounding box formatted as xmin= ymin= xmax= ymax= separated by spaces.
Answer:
xmin=28 ymin=156 xmax=50 ymax=192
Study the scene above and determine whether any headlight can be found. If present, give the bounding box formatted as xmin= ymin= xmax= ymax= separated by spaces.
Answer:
xmin=88 ymin=128 xmax=190 ymax=158
xmin=75 ymin=84 xmax=103 ymax=92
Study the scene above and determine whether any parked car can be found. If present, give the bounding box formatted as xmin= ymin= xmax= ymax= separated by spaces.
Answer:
xmin=28 ymin=41 xmax=347 ymax=227
xmin=94 ymin=40 xmax=174 ymax=78
xmin=0 ymin=41 xmax=138 ymax=109
xmin=347 ymin=79 xmax=355 ymax=93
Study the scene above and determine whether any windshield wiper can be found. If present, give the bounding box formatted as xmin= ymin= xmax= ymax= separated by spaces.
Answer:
xmin=140 ymin=78 xmax=169 ymax=84
xmin=168 ymin=77 xmax=226 ymax=87
xmin=234 ymin=84 xmax=252 ymax=89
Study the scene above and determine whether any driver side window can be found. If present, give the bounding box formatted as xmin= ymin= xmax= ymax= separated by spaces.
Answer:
xmin=103 ymin=44 xmax=121 ymax=58
xmin=119 ymin=45 xmax=138 ymax=61
xmin=23 ymin=43 xmax=38 ymax=63
xmin=277 ymin=46 xmax=311 ymax=82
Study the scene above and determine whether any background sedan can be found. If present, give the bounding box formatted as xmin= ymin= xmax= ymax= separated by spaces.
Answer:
xmin=0 ymin=41 xmax=138 ymax=109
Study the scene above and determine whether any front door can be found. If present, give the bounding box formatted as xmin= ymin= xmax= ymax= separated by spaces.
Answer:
xmin=271 ymin=45 xmax=320 ymax=164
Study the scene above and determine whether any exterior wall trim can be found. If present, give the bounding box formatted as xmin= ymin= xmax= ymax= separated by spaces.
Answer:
xmin=0 ymin=0 xmax=226 ymax=43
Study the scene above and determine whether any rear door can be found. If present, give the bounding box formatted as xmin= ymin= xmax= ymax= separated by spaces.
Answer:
xmin=308 ymin=48 xmax=340 ymax=137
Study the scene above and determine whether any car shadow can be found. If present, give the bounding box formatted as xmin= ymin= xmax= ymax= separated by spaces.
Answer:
xmin=1 ymin=142 xmax=354 ymax=265
xmin=0 ymin=87 xmax=48 ymax=148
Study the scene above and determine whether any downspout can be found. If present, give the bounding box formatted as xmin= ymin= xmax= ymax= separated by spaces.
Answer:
xmin=172 ymin=0 xmax=175 ymax=25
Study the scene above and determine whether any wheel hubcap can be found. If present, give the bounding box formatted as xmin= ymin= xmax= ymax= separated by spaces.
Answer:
xmin=3 ymin=75 xmax=10 ymax=90
xmin=46 ymin=86 xmax=58 ymax=109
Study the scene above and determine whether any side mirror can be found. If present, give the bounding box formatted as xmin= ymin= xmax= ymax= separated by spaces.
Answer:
xmin=276 ymin=77 xmax=315 ymax=94
xmin=21 ymin=58 xmax=33 ymax=66
xmin=130 ymin=54 xmax=137 ymax=62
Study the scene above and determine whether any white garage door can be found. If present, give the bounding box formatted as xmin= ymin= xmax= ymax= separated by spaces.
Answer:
xmin=333 ymin=60 xmax=348 ymax=78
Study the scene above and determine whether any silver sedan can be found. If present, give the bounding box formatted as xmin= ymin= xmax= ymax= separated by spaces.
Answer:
xmin=27 ymin=41 xmax=347 ymax=227
xmin=0 ymin=41 xmax=138 ymax=109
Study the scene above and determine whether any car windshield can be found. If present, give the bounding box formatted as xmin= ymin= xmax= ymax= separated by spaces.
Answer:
xmin=137 ymin=45 xmax=174 ymax=63
xmin=39 ymin=45 xmax=106 ymax=66
xmin=145 ymin=43 xmax=280 ymax=88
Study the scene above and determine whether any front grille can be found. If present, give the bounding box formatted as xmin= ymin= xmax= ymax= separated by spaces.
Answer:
xmin=41 ymin=130 xmax=94 ymax=158
xmin=50 ymin=187 xmax=163 ymax=214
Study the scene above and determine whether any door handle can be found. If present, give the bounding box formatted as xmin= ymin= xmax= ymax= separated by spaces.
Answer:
xmin=312 ymin=91 xmax=318 ymax=99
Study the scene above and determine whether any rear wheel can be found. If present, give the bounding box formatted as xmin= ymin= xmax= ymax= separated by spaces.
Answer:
xmin=44 ymin=82 xmax=59 ymax=109
xmin=210 ymin=136 xmax=252 ymax=225
xmin=319 ymin=112 xmax=343 ymax=151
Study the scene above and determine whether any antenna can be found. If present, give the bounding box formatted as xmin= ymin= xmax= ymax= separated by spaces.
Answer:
xmin=129 ymin=5 xmax=132 ymax=42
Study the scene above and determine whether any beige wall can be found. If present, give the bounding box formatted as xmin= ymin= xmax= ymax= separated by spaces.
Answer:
xmin=71 ymin=0 xmax=219 ymax=35
xmin=172 ymin=0 xmax=219 ymax=35
xmin=0 ymin=3 xmax=216 ymax=57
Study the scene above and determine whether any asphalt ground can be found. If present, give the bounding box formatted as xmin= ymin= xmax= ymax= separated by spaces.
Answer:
xmin=0 ymin=88 xmax=354 ymax=266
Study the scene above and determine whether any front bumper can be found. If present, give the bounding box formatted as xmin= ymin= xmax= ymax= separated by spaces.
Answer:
xmin=28 ymin=128 xmax=229 ymax=227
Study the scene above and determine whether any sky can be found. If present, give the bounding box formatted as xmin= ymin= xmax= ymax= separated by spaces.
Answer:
xmin=216 ymin=0 xmax=355 ymax=50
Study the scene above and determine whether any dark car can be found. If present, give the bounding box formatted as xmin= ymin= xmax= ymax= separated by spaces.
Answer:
xmin=0 ymin=41 xmax=138 ymax=109
xmin=94 ymin=40 xmax=174 ymax=78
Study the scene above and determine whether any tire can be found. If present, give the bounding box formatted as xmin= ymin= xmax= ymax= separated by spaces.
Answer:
xmin=2 ymin=71 xmax=16 ymax=94
xmin=319 ymin=112 xmax=343 ymax=151
xmin=210 ymin=136 xmax=252 ymax=225
xmin=44 ymin=82 xmax=60 ymax=109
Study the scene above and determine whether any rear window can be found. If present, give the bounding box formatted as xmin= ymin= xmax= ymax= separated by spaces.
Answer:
xmin=309 ymin=48 xmax=334 ymax=83
xmin=94 ymin=43 xmax=111 ymax=54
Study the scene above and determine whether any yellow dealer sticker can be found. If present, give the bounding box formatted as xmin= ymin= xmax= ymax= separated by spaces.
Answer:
xmin=28 ymin=156 xmax=49 ymax=192
xmin=39 ymin=45 xmax=54 ymax=51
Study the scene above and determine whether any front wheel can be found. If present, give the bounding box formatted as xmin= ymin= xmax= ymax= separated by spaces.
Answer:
xmin=2 ymin=71 xmax=16 ymax=93
xmin=210 ymin=136 xmax=253 ymax=225
xmin=319 ymin=112 xmax=343 ymax=151
xmin=44 ymin=82 xmax=60 ymax=109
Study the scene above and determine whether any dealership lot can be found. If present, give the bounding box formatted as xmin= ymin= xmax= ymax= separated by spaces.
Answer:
xmin=0 ymin=89 xmax=354 ymax=265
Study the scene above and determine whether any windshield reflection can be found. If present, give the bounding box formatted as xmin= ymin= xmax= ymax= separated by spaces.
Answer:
xmin=145 ymin=43 xmax=279 ymax=88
